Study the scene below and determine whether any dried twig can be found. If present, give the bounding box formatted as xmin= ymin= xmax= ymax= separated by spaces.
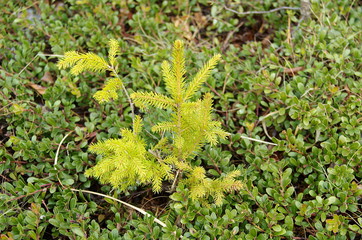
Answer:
xmin=222 ymin=22 xmax=244 ymax=52
xmin=240 ymin=135 xmax=277 ymax=146
xmin=7 ymin=184 xmax=52 ymax=202
xmin=70 ymin=188 xmax=167 ymax=227
xmin=223 ymin=5 xmax=300 ymax=15
xmin=54 ymin=133 xmax=71 ymax=169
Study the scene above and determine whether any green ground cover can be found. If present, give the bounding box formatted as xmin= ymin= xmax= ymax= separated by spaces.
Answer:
xmin=0 ymin=0 xmax=361 ymax=239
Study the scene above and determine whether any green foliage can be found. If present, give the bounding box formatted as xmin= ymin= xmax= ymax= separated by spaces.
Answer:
xmin=1 ymin=0 xmax=361 ymax=239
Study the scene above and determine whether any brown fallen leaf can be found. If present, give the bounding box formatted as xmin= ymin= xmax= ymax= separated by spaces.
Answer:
xmin=173 ymin=15 xmax=192 ymax=40
xmin=28 ymin=83 xmax=47 ymax=95
xmin=41 ymin=71 xmax=54 ymax=84
xmin=194 ymin=12 xmax=207 ymax=29
xmin=261 ymin=35 xmax=272 ymax=48
xmin=283 ymin=66 xmax=305 ymax=75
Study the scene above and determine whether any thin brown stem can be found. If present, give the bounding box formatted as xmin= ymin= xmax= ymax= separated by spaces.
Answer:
xmin=170 ymin=169 xmax=181 ymax=192
xmin=223 ymin=5 xmax=300 ymax=15
xmin=6 ymin=187 xmax=50 ymax=202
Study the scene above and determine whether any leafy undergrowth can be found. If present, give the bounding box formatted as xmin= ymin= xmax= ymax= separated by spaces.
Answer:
xmin=0 ymin=0 xmax=361 ymax=239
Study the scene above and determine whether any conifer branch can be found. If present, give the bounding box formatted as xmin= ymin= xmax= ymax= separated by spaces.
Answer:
xmin=209 ymin=127 xmax=229 ymax=142
xmin=161 ymin=61 xmax=177 ymax=99
xmin=151 ymin=121 xmax=177 ymax=133
xmin=184 ymin=54 xmax=221 ymax=101
xmin=171 ymin=40 xmax=186 ymax=103
xmin=57 ymin=42 xmax=135 ymax=120
xmin=93 ymin=78 xmax=123 ymax=103
xmin=88 ymin=139 xmax=122 ymax=155
xmin=108 ymin=39 xmax=120 ymax=67
xmin=57 ymin=51 xmax=82 ymax=69
xmin=57 ymin=51 xmax=109 ymax=75
xmin=152 ymin=138 xmax=170 ymax=151
xmin=174 ymin=160 xmax=192 ymax=171
xmin=185 ymin=168 xmax=243 ymax=206
xmin=133 ymin=115 xmax=143 ymax=134
xmin=174 ymin=135 xmax=185 ymax=150
xmin=131 ymin=92 xmax=176 ymax=110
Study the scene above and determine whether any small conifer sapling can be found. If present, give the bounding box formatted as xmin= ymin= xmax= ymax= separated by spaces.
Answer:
xmin=57 ymin=39 xmax=243 ymax=205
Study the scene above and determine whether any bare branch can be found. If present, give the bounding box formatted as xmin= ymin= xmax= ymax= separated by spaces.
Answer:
xmin=71 ymin=188 xmax=167 ymax=227
xmin=240 ymin=135 xmax=277 ymax=146
xmin=223 ymin=5 xmax=300 ymax=15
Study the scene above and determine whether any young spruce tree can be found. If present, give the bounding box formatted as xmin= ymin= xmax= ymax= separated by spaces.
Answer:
xmin=57 ymin=39 xmax=243 ymax=205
